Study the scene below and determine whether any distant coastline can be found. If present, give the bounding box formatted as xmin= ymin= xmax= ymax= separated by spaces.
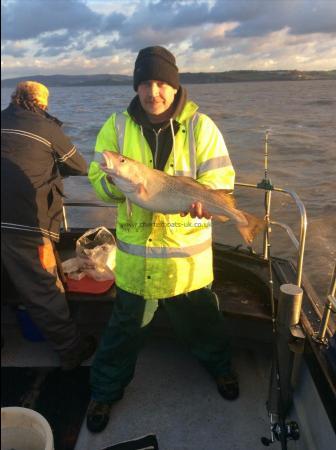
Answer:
xmin=1 ymin=70 xmax=335 ymax=87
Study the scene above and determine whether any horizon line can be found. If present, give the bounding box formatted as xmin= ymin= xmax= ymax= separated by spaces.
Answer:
xmin=2 ymin=68 xmax=336 ymax=82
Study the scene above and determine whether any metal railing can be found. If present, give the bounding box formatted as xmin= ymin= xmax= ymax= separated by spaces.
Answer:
xmin=62 ymin=201 xmax=117 ymax=232
xmin=236 ymin=182 xmax=335 ymax=339
xmin=63 ymin=183 xmax=335 ymax=340
xmin=236 ymin=182 xmax=307 ymax=288
xmin=63 ymin=183 xmax=308 ymax=287
xmin=314 ymin=263 xmax=336 ymax=344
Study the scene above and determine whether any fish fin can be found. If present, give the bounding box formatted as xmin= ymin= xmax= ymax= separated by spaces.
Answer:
xmin=126 ymin=198 xmax=133 ymax=218
xmin=236 ymin=212 xmax=265 ymax=244
xmin=136 ymin=183 xmax=149 ymax=200
xmin=212 ymin=214 xmax=230 ymax=223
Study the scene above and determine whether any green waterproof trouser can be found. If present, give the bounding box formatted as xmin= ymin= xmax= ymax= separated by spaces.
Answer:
xmin=91 ymin=286 xmax=232 ymax=403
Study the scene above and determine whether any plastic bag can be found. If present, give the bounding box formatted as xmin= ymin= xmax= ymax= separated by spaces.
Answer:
xmin=62 ymin=257 xmax=86 ymax=280
xmin=75 ymin=226 xmax=116 ymax=281
xmin=62 ymin=226 xmax=116 ymax=281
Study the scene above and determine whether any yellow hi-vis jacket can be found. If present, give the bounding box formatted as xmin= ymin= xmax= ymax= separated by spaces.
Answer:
xmin=88 ymin=100 xmax=235 ymax=299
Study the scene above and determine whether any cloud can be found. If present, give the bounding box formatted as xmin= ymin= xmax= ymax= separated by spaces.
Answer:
xmin=114 ymin=26 xmax=192 ymax=52
xmin=1 ymin=0 xmax=335 ymax=78
xmin=101 ymin=11 xmax=127 ymax=32
xmin=185 ymin=27 xmax=336 ymax=71
xmin=99 ymin=0 xmax=336 ymax=53
xmin=125 ymin=0 xmax=212 ymax=30
xmin=191 ymin=23 xmax=240 ymax=50
xmin=292 ymin=1 xmax=336 ymax=34
xmin=35 ymin=30 xmax=94 ymax=57
xmin=38 ymin=31 xmax=77 ymax=49
xmin=1 ymin=0 xmax=101 ymax=41
xmin=3 ymin=0 xmax=335 ymax=49
xmin=2 ymin=41 xmax=28 ymax=57
xmin=3 ymin=0 xmax=336 ymax=45
xmin=84 ymin=40 xmax=119 ymax=58
xmin=209 ymin=0 xmax=336 ymax=37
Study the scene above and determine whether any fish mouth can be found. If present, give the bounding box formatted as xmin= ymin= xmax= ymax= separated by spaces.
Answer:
xmin=102 ymin=151 xmax=114 ymax=170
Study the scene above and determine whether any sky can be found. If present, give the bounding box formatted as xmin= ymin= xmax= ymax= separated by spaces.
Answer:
xmin=1 ymin=0 xmax=336 ymax=79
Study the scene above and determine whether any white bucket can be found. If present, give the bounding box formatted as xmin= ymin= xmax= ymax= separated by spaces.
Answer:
xmin=1 ymin=406 xmax=54 ymax=450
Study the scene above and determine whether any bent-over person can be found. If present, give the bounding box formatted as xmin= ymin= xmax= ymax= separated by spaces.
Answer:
xmin=1 ymin=81 xmax=96 ymax=369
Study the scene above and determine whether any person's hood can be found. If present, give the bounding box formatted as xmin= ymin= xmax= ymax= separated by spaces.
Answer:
xmin=7 ymin=102 xmax=63 ymax=126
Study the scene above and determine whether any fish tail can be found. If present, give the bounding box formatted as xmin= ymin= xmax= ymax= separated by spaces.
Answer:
xmin=236 ymin=212 xmax=265 ymax=244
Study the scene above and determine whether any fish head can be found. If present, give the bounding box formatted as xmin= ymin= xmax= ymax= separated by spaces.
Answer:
xmin=102 ymin=151 xmax=145 ymax=194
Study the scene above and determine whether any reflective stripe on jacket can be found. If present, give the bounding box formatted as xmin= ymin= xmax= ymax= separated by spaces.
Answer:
xmin=88 ymin=100 xmax=235 ymax=299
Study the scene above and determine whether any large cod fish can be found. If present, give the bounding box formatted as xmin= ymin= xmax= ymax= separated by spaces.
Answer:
xmin=101 ymin=151 xmax=264 ymax=244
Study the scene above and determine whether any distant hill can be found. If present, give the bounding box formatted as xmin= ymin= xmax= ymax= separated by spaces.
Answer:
xmin=1 ymin=70 xmax=335 ymax=87
xmin=181 ymin=70 xmax=336 ymax=83
xmin=1 ymin=74 xmax=132 ymax=87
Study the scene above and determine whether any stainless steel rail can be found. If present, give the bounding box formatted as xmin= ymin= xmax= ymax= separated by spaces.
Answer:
xmin=237 ymin=183 xmax=334 ymax=339
xmin=63 ymin=185 xmax=336 ymax=339
xmin=63 ymin=183 xmax=307 ymax=287
xmin=236 ymin=182 xmax=307 ymax=288
xmin=315 ymin=263 xmax=336 ymax=344
xmin=63 ymin=184 xmax=307 ymax=286
xmin=62 ymin=202 xmax=117 ymax=232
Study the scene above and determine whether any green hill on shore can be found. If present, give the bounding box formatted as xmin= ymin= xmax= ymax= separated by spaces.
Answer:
xmin=2 ymin=70 xmax=335 ymax=87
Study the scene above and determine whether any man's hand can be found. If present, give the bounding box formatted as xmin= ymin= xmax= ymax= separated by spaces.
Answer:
xmin=180 ymin=201 xmax=212 ymax=219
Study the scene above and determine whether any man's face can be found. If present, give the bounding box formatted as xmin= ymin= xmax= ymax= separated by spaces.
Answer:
xmin=137 ymin=80 xmax=177 ymax=117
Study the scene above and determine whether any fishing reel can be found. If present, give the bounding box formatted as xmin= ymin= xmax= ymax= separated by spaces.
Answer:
xmin=261 ymin=421 xmax=300 ymax=446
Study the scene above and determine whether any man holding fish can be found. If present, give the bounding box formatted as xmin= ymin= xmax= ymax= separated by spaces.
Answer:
xmin=87 ymin=46 xmax=260 ymax=432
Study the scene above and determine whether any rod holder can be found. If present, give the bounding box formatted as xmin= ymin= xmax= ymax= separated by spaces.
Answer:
xmin=277 ymin=284 xmax=303 ymax=328
xmin=268 ymin=284 xmax=303 ymax=416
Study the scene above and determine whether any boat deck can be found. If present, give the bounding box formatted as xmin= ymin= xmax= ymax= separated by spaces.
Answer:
xmin=75 ymin=338 xmax=272 ymax=450
xmin=2 ymin=225 xmax=335 ymax=449
xmin=2 ymin=304 xmax=274 ymax=450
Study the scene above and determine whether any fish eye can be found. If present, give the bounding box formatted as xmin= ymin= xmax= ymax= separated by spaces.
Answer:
xmin=120 ymin=158 xmax=125 ymax=163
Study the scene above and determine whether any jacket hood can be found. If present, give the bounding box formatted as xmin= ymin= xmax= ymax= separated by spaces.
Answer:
xmin=7 ymin=103 xmax=63 ymax=127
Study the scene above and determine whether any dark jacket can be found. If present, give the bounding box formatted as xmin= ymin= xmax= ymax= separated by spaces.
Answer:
xmin=1 ymin=103 xmax=87 ymax=241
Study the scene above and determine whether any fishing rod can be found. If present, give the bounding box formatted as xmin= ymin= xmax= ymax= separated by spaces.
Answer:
xmin=258 ymin=131 xmax=300 ymax=449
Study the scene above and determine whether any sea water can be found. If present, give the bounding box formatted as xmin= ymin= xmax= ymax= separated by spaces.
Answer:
xmin=2 ymin=80 xmax=335 ymax=299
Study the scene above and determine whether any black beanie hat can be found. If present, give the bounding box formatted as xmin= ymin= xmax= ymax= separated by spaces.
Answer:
xmin=133 ymin=46 xmax=179 ymax=91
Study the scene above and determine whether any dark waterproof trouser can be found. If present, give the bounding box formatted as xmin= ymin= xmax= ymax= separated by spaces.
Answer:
xmin=1 ymin=231 xmax=81 ymax=357
xmin=91 ymin=286 xmax=231 ymax=403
